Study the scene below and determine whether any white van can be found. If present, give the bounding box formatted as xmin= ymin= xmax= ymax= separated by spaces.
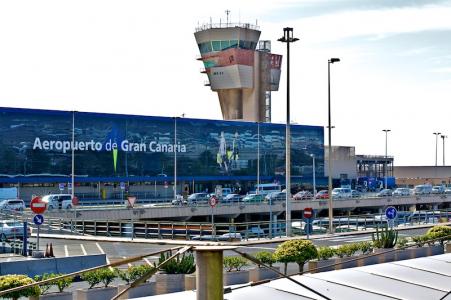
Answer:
xmin=254 ymin=184 xmax=282 ymax=196
xmin=42 ymin=194 xmax=74 ymax=210
xmin=413 ymin=184 xmax=432 ymax=195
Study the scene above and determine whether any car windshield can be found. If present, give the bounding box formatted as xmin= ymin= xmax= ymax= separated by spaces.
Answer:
xmin=5 ymin=221 xmax=23 ymax=226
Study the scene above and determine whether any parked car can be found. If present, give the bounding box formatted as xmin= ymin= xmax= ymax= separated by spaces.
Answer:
xmin=351 ymin=190 xmax=362 ymax=198
xmin=191 ymin=232 xmax=242 ymax=241
xmin=315 ymin=190 xmax=329 ymax=199
xmin=171 ymin=194 xmax=187 ymax=206
xmin=42 ymin=194 xmax=74 ymax=210
xmin=445 ymin=188 xmax=451 ymax=194
xmin=332 ymin=188 xmax=352 ymax=199
xmin=413 ymin=184 xmax=432 ymax=195
xmin=0 ymin=220 xmax=31 ymax=240
xmin=222 ymin=193 xmax=241 ymax=203
xmin=293 ymin=191 xmax=313 ymax=200
xmin=265 ymin=192 xmax=286 ymax=202
xmin=392 ymin=188 xmax=410 ymax=196
xmin=187 ymin=192 xmax=209 ymax=204
xmin=0 ymin=199 xmax=25 ymax=212
xmin=377 ymin=189 xmax=393 ymax=197
xmin=432 ymin=185 xmax=445 ymax=194
xmin=241 ymin=194 xmax=264 ymax=203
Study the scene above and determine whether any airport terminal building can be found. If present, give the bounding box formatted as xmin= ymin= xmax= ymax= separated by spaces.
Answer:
xmin=0 ymin=107 xmax=325 ymax=201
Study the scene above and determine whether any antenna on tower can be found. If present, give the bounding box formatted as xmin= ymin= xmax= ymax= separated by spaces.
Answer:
xmin=225 ymin=9 xmax=230 ymax=26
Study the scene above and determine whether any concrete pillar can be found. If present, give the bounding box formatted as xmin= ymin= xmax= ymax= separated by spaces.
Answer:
xmin=195 ymin=246 xmax=236 ymax=300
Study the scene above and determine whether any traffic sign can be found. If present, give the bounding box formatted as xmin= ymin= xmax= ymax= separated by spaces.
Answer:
xmin=33 ymin=214 xmax=44 ymax=226
xmin=30 ymin=196 xmax=46 ymax=214
xmin=58 ymin=183 xmax=65 ymax=191
xmin=209 ymin=196 xmax=218 ymax=208
xmin=127 ymin=196 xmax=136 ymax=208
xmin=72 ymin=196 xmax=79 ymax=206
xmin=304 ymin=207 xmax=314 ymax=219
xmin=120 ymin=182 xmax=126 ymax=190
xmin=385 ymin=206 xmax=397 ymax=220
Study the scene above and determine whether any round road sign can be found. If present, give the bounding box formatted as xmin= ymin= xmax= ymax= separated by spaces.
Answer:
xmin=304 ymin=207 xmax=313 ymax=219
xmin=209 ymin=196 xmax=218 ymax=208
xmin=33 ymin=214 xmax=44 ymax=226
xmin=385 ymin=206 xmax=397 ymax=220
xmin=30 ymin=196 xmax=47 ymax=214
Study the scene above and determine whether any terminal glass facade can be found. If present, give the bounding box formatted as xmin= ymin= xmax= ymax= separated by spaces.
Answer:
xmin=0 ymin=107 xmax=324 ymax=183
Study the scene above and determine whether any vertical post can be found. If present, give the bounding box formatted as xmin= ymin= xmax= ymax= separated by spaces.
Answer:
xmin=72 ymin=111 xmax=76 ymax=232
xmin=37 ymin=225 xmax=40 ymax=251
xmin=195 ymin=248 xmax=224 ymax=300
xmin=278 ymin=27 xmax=298 ymax=237
xmin=327 ymin=61 xmax=333 ymax=234
xmin=433 ymin=132 xmax=441 ymax=166
xmin=174 ymin=117 xmax=177 ymax=200
xmin=383 ymin=129 xmax=391 ymax=189
xmin=311 ymin=154 xmax=316 ymax=197
xmin=269 ymin=197 xmax=273 ymax=239
xmin=327 ymin=58 xmax=340 ymax=234
xmin=257 ymin=122 xmax=260 ymax=191
xmin=22 ymin=221 xmax=27 ymax=256
xmin=441 ymin=135 xmax=447 ymax=166
xmin=211 ymin=206 xmax=215 ymax=238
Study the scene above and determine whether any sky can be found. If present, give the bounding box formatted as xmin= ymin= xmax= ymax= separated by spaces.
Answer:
xmin=0 ymin=0 xmax=450 ymax=166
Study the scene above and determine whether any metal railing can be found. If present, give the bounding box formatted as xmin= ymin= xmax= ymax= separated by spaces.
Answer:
xmin=38 ymin=210 xmax=451 ymax=241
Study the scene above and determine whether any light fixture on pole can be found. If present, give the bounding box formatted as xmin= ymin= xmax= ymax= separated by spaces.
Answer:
xmin=441 ymin=134 xmax=447 ymax=166
xmin=311 ymin=154 xmax=316 ymax=197
xmin=327 ymin=57 xmax=340 ymax=234
xmin=433 ymin=132 xmax=441 ymax=166
xmin=382 ymin=129 xmax=391 ymax=189
xmin=278 ymin=27 xmax=299 ymax=237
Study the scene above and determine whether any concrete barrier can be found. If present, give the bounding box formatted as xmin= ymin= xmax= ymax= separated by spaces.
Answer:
xmin=0 ymin=254 xmax=106 ymax=277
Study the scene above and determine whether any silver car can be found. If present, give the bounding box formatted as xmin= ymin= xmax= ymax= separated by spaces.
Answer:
xmin=0 ymin=220 xmax=31 ymax=241
xmin=0 ymin=199 xmax=25 ymax=212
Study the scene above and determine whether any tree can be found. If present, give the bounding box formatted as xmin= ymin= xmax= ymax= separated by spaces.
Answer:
xmin=273 ymin=240 xmax=318 ymax=274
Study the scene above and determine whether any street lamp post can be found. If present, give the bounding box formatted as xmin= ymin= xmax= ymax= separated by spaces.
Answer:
xmin=278 ymin=27 xmax=298 ymax=237
xmin=327 ymin=57 xmax=340 ymax=234
xmin=441 ymin=135 xmax=447 ymax=166
xmin=382 ymin=129 xmax=391 ymax=189
xmin=433 ymin=132 xmax=441 ymax=166
xmin=311 ymin=154 xmax=316 ymax=197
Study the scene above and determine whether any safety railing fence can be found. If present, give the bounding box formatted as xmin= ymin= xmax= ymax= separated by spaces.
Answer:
xmin=35 ymin=209 xmax=451 ymax=241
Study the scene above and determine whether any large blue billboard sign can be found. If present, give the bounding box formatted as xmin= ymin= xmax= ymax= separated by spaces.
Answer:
xmin=0 ymin=107 xmax=324 ymax=183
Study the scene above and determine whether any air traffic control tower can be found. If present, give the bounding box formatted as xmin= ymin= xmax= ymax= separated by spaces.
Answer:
xmin=195 ymin=21 xmax=282 ymax=122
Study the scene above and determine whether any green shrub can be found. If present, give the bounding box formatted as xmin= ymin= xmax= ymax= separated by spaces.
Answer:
xmin=158 ymin=251 xmax=196 ymax=274
xmin=412 ymin=235 xmax=428 ymax=247
xmin=357 ymin=241 xmax=373 ymax=254
xmin=98 ymin=268 xmax=116 ymax=287
xmin=397 ymin=237 xmax=409 ymax=248
xmin=223 ymin=256 xmax=248 ymax=272
xmin=116 ymin=269 xmax=132 ymax=285
xmin=316 ymin=247 xmax=335 ymax=260
xmin=34 ymin=274 xmax=53 ymax=295
xmin=336 ymin=244 xmax=356 ymax=258
xmin=372 ymin=225 xmax=398 ymax=248
xmin=81 ymin=269 xmax=111 ymax=289
xmin=273 ymin=240 xmax=318 ymax=274
xmin=254 ymin=251 xmax=275 ymax=268
xmin=0 ymin=274 xmax=41 ymax=300
xmin=427 ymin=225 xmax=451 ymax=245
xmin=129 ymin=264 xmax=155 ymax=282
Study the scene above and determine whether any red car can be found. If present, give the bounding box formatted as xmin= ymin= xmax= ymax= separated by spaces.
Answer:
xmin=315 ymin=190 xmax=329 ymax=199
